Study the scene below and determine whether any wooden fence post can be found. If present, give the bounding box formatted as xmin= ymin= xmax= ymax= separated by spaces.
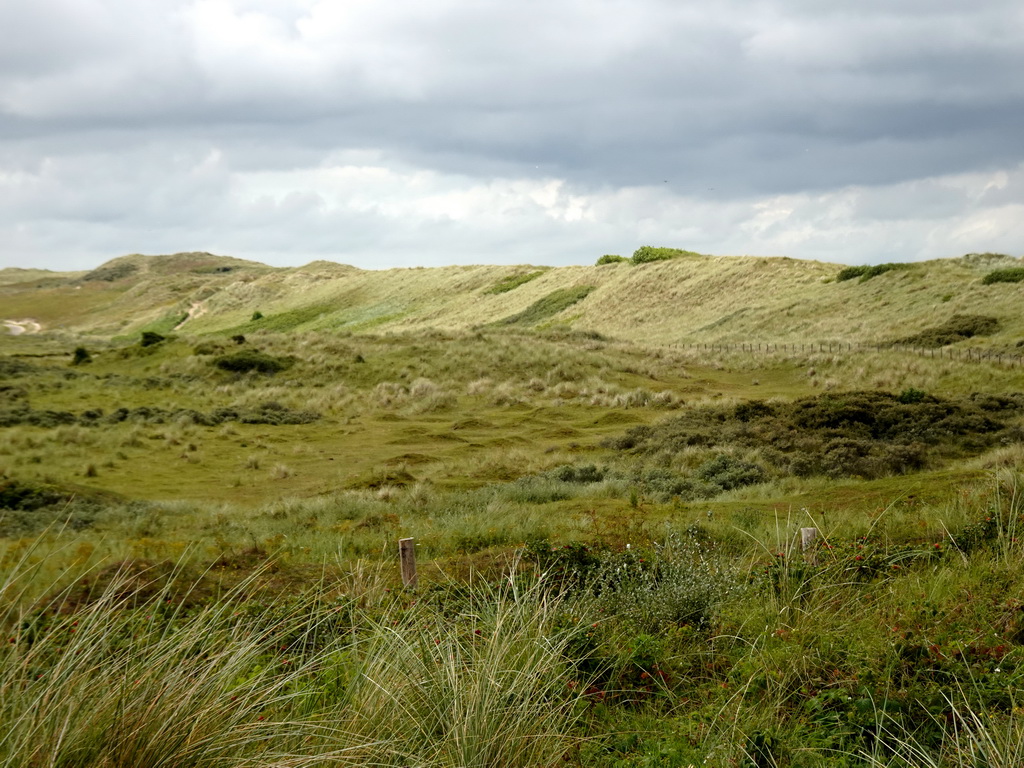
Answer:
xmin=800 ymin=528 xmax=819 ymax=565
xmin=399 ymin=537 xmax=417 ymax=588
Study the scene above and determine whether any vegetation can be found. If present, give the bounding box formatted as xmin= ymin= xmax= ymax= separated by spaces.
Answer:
xmin=895 ymin=314 xmax=1001 ymax=348
xmin=2 ymin=250 xmax=1024 ymax=765
xmin=139 ymin=331 xmax=166 ymax=348
xmin=836 ymin=262 xmax=913 ymax=282
xmin=982 ymin=267 xmax=1024 ymax=285
xmin=213 ymin=349 xmax=294 ymax=374
xmin=485 ymin=270 xmax=545 ymax=294
xmin=80 ymin=260 xmax=139 ymax=282
xmin=498 ymin=286 xmax=595 ymax=326
xmin=71 ymin=347 xmax=91 ymax=366
xmin=630 ymin=246 xmax=704 ymax=265
xmin=595 ymin=254 xmax=626 ymax=265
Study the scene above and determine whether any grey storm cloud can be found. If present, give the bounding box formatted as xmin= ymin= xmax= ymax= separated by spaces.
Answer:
xmin=1 ymin=0 xmax=1022 ymax=271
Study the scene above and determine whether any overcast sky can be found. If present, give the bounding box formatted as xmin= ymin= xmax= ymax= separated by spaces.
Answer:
xmin=2 ymin=0 xmax=1023 ymax=271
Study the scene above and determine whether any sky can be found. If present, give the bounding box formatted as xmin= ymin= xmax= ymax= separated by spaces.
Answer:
xmin=1 ymin=0 xmax=1023 ymax=272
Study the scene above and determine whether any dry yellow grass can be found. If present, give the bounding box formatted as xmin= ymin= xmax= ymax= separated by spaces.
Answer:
xmin=3 ymin=251 xmax=1023 ymax=350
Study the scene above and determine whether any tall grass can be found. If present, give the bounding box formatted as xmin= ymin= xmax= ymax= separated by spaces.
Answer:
xmin=0 ymin=549 xmax=592 ymax=768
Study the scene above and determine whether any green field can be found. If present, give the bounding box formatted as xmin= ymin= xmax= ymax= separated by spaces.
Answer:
xmin=2 ymin=251 xmax=1024 ymax=766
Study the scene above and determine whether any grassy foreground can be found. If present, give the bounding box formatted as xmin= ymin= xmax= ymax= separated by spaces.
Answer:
xmin=2 ymin=262 xmax=1024 ymax=765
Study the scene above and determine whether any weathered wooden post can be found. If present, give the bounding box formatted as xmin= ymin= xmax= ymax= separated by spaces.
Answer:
xmin=399 ymin=537 xmax=417 ymax=588
xmin=800 ymin=527 xmax=819 ymax=565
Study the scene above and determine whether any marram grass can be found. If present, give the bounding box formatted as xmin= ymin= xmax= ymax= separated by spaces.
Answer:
xmin=0 ymin=549 xmax=593 ymax=768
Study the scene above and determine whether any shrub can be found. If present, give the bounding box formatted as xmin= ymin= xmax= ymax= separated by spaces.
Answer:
xmin=695 ymin=454 xmax=767 ymax=490
xmin=485 ymin=270 xmax=545 ymax=295
xmin=981 ymin=267 xmax=1024 ymax=285
xmin=498 ymin=286 xmax=594 ymax=326
xmin=897 ymin=387 xmax=927 ymax=404
xmin=251 ymin=310 xmax=264 ymax=321
xmin=81 ymin=261 xmax=138 ymax=282
xmin=591 ymin=532 xmax=735 ymax=632
xmin=549 ymin=464 xmax=605 ymax=483
xmin=595 ymin=254 xmax=626 ymax=265
xmin=139 ymin=331 xmax=166 ymax=347
xmin=605 ymin=390 xmax=1020 ymax=480
xmin=191 ymin=341 xmax=224 ymax=356
xmin=212 ymin=350 xmax=294 ymax=374
xmin=71 ymin=347 xmax=92 ymax=366
xmin=895 ymin=314 xmax=1000 ymax=347
xmin=630 ymin=246 xmax=703 ymax=265
xmin=835 ymin=262 xmax=911 ymax=282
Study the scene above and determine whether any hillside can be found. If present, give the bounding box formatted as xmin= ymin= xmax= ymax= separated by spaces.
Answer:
xmin=2 ymin=251 xmax=1023 ymax=349
xmin=2 ymin=248 xmax=1024 ymax=767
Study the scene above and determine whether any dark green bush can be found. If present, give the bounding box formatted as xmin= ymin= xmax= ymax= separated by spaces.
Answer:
xmin=836 ymin=262 xmax=911 ymax=282
xmin=213 ymin=350 xmax=294 ymax=374
xmin=498 ymin=286 xmax=594 ymax=326
xmin=897 ymin=387 xmax=927 ymax=404
xmin=0 ymin=401 xmax=319 ymax=428
xmin=605 ymin=391 xmax=1019 ymax=480
xmin=0 ymin=480 xmax=108 ymax=536
xmin=630 ymin=246 xmax=703 ymax=265
xmin=0 ymin=359 xmax=37 ymax=377
xmin=0 ymin=479 xmax=66 ymax=511
xmin=595 ymin=254 xmax=626 ymax=265
xmin=485 ymin=270 xmax=545 ymax=295
xmin=71 ymin=347 xmax=92 ymax=366
xmin=251 ymin=311 xmax=264 ymax=321
xmin=140 ymin=331 xmax=166 ymax=348
xmin=895 ymin=314 xmax=1000 ymax=347
xmin=192 ymin=341 xmax=225 ymax=356
xmin=549 ymin=464 xmax=606 ymax=483
xmin=981 ymin=267 xmax=1024 ymax=285
xmin=835 ymin=265 xmax=870 ymax=282
xmin=695 ymin=454 xmax=766 ymax=490
xmin=81 ymin=261 xmax=138 ymax=282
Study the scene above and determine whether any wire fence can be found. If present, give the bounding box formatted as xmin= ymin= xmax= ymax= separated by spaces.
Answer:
xmin=681 ymin=341 xmax=1024 ymax=367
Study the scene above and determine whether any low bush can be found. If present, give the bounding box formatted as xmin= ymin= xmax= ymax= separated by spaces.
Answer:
xmin=836 ymin=262 xmax=911 ymax=282
xmin=0 ymin=359 xmax=37 ymax=377
xmin=895 ymin=314 xmax=1000 ymax=347
xmin=81 ymin=261 xmax=138 ymax=282
xmin=695 ymin=454 xmax=766 ymax=490
xmin=591 ymin=532 xmax=736 ymax=632
xmin=606 ymin=391 xmax=1022 ymax=480
xmin=981 ymin=267 xmax=1024 ymax=285
xmin=595 ymin=254 xmax=626 ymax=265
xmin=485 ymin=270 xmax=545 ymax=294
xmin=0 ymin=402 xmax=319 ymax=428
xmin=71 ymin=347 xmax=92 ymax=366
xmin=498 ymin=286 xmax=594 ymax=326
xmin=139 ymin=331 xmax=166 ymax=347
xmin=192 ymin=341 xmax=226 ymax=356
xmin=630 ymin=246 xmax=703 ymax=265
xmin=213 ymin=350 xmax=294 ymax=374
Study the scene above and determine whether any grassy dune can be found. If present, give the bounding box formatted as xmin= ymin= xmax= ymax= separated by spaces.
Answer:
xmin=1 ymin=249 xmax=1024 ymax=766
xmin=2 ymin=250 xmax=1023 ymax=347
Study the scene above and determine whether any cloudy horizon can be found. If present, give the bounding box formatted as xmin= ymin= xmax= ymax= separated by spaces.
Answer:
xmin=2 ymin=0 xmax=1023 ymax=272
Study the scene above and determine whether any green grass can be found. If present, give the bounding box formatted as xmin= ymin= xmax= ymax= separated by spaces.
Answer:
xmin=982 ymin=267 xmax=1024 ymax=285
xmin=836 ymin=262 xmax=913 ymax=282
xmin=3 ymin=264 xmax=1024 ymax=766
xmin=484 ymin=270 xmax=546 ymax=294
xmin=497 ymin=286 xmax=595 ymax=326
xmin=630 ymin=246 xmax=705 ymax=264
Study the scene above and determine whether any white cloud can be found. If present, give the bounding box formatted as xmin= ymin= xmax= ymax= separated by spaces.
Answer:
xmin=0 ymin=0 xmax=1022 ymax=270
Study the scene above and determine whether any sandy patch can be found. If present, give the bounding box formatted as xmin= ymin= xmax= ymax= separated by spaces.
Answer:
xmin=3 ymin=319 xmax=42 ymax=335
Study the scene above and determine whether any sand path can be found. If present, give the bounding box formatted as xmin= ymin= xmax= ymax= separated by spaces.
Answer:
xmin=2 ymin=319 xmax=42 ymax=335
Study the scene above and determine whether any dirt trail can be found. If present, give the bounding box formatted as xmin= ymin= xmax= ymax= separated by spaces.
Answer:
xmin=173 ymin=301 xmax=207 ymax=329
xmin=3 ymin=319 xmax=42 ymax=335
